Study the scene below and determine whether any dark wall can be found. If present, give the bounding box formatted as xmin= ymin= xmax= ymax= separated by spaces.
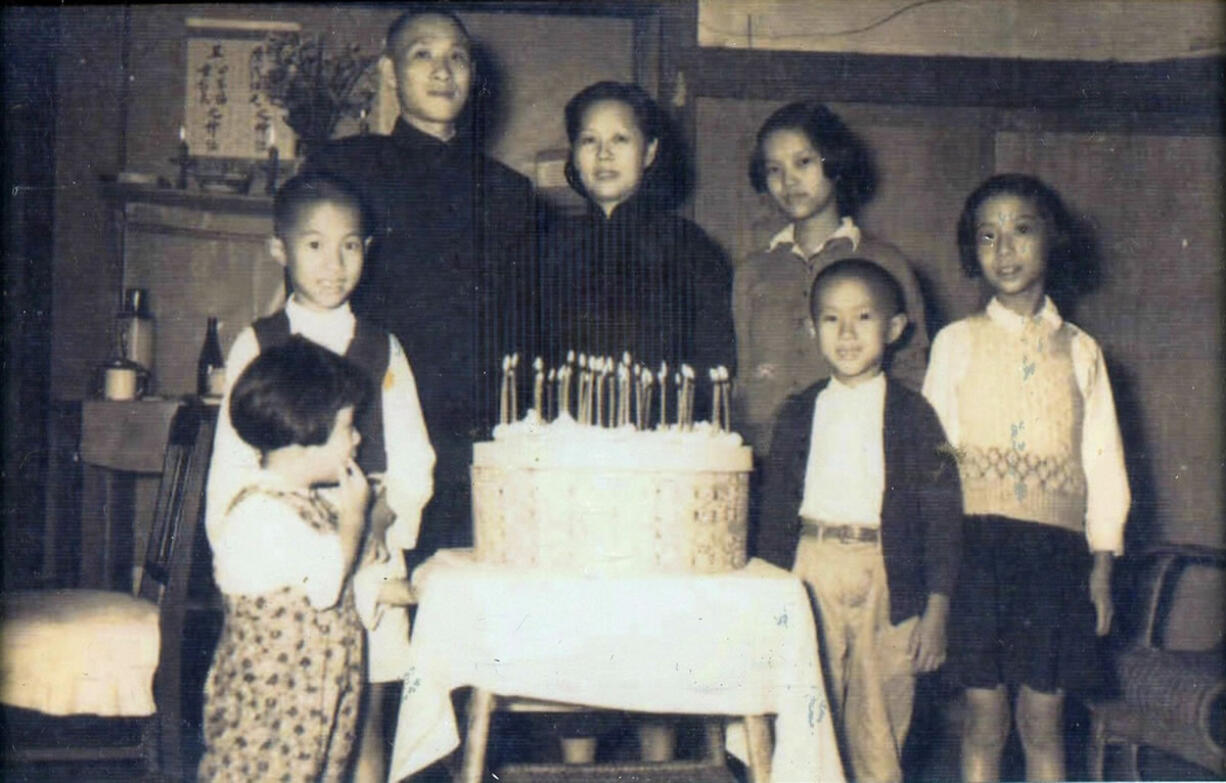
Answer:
xmin=3 ymin=8 xmax=59 ymax=588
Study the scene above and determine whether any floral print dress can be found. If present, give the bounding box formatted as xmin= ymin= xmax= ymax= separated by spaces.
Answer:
xmin=198 ymin=486 xmax=365 ymax=782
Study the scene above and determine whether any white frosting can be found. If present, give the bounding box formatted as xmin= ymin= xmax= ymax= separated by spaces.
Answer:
xmin=480 ymin=411 xmax=751 ymax=472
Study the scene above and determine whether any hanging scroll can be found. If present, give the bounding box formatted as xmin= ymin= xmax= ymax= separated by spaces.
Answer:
xmin=184 ymin=17 xmax=300 ymax=159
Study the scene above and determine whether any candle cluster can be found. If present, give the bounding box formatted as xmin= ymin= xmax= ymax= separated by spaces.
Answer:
xmin=499 ymin=350 xmax=733 ymax=432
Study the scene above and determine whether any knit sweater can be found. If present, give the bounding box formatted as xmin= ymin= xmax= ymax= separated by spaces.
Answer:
xmin=923 ymin=297 xmax=1130 ymax=554
xmin=955 ymin=311 xmax=1087 ymax=530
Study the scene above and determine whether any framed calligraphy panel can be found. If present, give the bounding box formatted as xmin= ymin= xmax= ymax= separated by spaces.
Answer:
xmin=184 ymin=17 xmax=300 ymax=159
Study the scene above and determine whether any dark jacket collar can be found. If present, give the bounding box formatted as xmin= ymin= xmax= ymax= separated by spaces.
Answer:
xmin=390 ymin=116 xmax=473 ymax=156
xmin=582 ymin=189 xmax=667 ymax=229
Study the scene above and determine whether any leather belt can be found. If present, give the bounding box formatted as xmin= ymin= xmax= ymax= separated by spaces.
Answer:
xmin=800 ymin=520 xmax=880 ymax=544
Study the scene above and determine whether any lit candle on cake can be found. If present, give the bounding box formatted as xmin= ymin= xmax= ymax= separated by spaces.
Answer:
xmin=532 ymin=356 xmax=544 ymax=415
xmin=546 ymin=367 xmax=556 ymax=421
xmin=719 ymin=366 xmax=732 ymax=431
xmin=510 ymin=353 xmax=520 ymax=422
xmin=658 ymin=362 xmax=668 ymax=429
xmin=564 ymin=350 xmax=576 ymax=419
xmin=709 ymin=367 xmax=721 ymax=431
xmin=605 ymin=357 xmax=615 ymax=427
xmin=578 ymin=354 xmax=589 ymax=425
xmin=632 ymin=364 xmax=642 ymax=429
xmin=676 ymin=372 xmax=686 ymax=428
xmin=643 ymin=370 xmax=654 ymax=431
xmin=617 ymin=362 xmax=629 ymax=426
xmin=683 ymin=364 xmax=696 ymax=429
xmin=499 ymin=354 xmax=511 ymax=425
xmin=594 ymin=357 xmax=606 ymax=427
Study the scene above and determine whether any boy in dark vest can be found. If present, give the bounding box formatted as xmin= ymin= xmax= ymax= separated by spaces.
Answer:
xmin=205 ymin=172 xmax=434 ymax=782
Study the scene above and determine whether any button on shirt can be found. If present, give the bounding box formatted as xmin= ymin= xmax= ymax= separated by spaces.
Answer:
xmin=798 ymin=373 xmax=887 ymax=526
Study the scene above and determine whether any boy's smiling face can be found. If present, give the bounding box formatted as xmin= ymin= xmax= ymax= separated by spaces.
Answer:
xmin=270 ymin=201 xmax=367 ymax=312
xmin=814 ymin=275 xmax=906 ymax=387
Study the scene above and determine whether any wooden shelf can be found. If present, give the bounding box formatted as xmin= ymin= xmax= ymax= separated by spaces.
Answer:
xmin=100 ymin=182 xmax=272 ymax=216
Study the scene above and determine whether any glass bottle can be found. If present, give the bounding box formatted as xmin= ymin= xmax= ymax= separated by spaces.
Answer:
xmin=116 ymin=288 xmax=155 ymax=375
xmin=197 ymin=316 xmax=226 ymax=397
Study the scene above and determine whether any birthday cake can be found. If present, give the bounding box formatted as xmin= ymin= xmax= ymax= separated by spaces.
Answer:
xmin=472 ymin=356 xmax=750 ymax=574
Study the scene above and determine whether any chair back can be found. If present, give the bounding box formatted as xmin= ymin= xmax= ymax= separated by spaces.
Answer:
xmin=136 ymin=401 xmax=215 ymax=607
xmin=1124 ymin=544 xmax=1226 ymax=651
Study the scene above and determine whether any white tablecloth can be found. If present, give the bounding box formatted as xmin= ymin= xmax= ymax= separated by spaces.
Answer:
xmin=389 ymin=550 xmax=843 ymax=782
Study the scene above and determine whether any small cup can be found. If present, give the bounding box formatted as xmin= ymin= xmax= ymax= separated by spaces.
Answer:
xmin=99 ymin=359 xmax=147 ymax=401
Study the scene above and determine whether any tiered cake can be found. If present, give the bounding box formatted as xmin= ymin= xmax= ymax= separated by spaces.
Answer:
xmin=472 ymin=412 xmax=751 ymax=574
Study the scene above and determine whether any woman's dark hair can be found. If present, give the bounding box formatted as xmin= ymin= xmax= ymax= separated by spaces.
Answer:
xmin=230 ymin=336 xmax=369 ymax=453
xmin=273 ymin=172 xmax=372 ymax=239
xmin=956 ymin=173 xmax=1091 ymax=302
xmin=562 ymin=81 xmax=689 ymax=210
xmin=748 ymin=101 xmax=877 ymax=219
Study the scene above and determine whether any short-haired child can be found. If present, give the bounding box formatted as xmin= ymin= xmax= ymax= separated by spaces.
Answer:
xmin=756 ymin=258 xmax=963 ymax=783
xmin=923 ymin=174 xmax=1130 ymax=781
xmin=205 ymin=172 xmax=435 ymax=782
xmin=199 ymin=337 xmax=370 ymax=780
xmin=734 ymin=102 xmax=931 ymax=456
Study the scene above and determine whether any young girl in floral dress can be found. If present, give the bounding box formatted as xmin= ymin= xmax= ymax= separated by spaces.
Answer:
xmin=198 ymin=337 xmax=371 ymax=782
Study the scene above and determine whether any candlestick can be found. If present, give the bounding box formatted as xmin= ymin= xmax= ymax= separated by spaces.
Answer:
xmin=177 ymin=125 xmax=191 ymax=190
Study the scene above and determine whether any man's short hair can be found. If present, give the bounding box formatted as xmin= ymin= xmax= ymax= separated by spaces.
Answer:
xmin=385 ymin=8 xmax=470 ymax=60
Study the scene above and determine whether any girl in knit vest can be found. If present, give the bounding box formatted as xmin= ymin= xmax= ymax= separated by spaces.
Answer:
xmin=923 ymin=174 xmax=1130 ymax=782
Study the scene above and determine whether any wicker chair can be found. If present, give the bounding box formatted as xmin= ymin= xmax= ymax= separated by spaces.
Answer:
xmin=1087 ymin=543 xmax=1226 ymax=779
xmin=1 ymin=402 xmax=215 ymax=779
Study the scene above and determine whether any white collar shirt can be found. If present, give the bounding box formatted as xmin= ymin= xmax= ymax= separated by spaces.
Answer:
xmin=768 ymin=216 xmax=862 ymax=262
xmin=798 ymin=373 xmax=887 ymax=527
xmin=284 ymin=296 xmax=356 ymax=356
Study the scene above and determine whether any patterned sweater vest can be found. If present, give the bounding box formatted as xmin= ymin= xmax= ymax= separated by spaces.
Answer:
xmin=955 ymin=313 xmax=1087 ymax=531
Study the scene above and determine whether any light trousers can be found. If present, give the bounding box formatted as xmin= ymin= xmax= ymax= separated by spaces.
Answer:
xmin=793 ymin=534 xmax=917 ymax=783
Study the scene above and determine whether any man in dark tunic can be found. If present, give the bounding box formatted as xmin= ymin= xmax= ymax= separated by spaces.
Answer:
xmin=306 ymin=11 xmax=535 ymax=566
